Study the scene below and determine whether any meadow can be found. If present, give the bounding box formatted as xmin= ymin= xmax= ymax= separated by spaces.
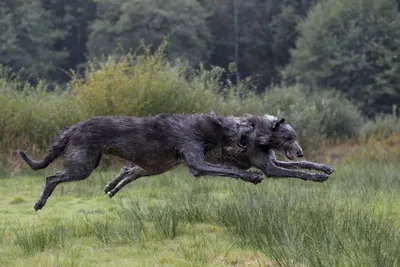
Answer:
xmin=1 ymin=46 xmax=399 ymax=266
xmin=0 ymin=138 xmax=399 ymax=267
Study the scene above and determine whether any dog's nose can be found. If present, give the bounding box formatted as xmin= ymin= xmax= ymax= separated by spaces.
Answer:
xmin=297 ymin=151 xmax=304 ymax=158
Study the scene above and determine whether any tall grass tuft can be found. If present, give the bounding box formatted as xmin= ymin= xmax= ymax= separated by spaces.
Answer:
xmin=361 ymin=106 xmax=400 ymax=139
xmin=3 ymin=151 xmax=400 ymax=265
xmin=13 ymin=220 xmax=68 ymax=254
xmin=215 ymin=189 xmax=400 ymax=267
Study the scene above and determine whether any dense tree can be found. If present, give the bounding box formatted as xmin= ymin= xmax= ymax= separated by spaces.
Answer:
xmin=87 ymin=0 xmax=211 ymax=65
xmin=0 ymin=0 xmax=67 ymax=82
xmin=0 ymin=0 xmax=399 ymax=116
xmin=284 ymin=0 xmax=400 ymax=115
xmin=208 ymin=0 xmax=316 ymax=91
xmin=40 ymin=0 xmax=96 ymax=81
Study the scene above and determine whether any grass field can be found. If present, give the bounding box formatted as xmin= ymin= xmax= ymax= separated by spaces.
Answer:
xmin=0 ymin=146 xmax=399 ymax=267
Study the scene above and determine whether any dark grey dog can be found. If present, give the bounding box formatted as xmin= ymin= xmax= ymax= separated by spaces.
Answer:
xmin=103 ymin=113 xmax=334 ymax=198
xmin=17 ymin=113 xmax=264 ymax=211
xmin=18 ymin=113 xmax=333 ymax=211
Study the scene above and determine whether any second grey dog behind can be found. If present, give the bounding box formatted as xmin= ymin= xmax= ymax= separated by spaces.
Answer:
xmin=104 ymin=113 xmax=334 ymax=198
xmin=17 ymin=114 xmax=264 ymax=211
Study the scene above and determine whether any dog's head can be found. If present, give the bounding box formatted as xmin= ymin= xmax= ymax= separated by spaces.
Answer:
xmin=237 ymin=114 xmax=303 ymax=161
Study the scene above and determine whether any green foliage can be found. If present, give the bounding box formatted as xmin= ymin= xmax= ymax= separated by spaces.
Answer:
xmin=310 ymin=89 xmax=363 ymax=139
xmin=0 ymin=73 xmax=81 ymax=146
xmin=217 ymin=84 xmax=363 ymax=153
xmin=0 ymin=46 xmax=365 ymax=170
xmin=71 ymin=46 xmax=363 ymax=155
xmin=284 ymin=0 xmax=400 ymax=115
xmin=0 ymin=0 xmax=399 ymax=118
xmin=13 ymin=220 xmax=67 ymax=254
xmin=0 ymin=0 xmax=67 ymax=82
xmin=361 ymin=108 xmax=400 ymax=139
xmin=87 ymin=0 xmax=211 ymax=65
xmin=0 ymin=66 xmax=82 ymax=171
xmin=209 ymin=0 xmax=317 ymax=89
xmin=72 ymin=44 xmax=218 ymax=117
xmin=41 ymin=0 xmax=97 ymax=82
xmin=1 ymin=155 xmax=400 ymax=266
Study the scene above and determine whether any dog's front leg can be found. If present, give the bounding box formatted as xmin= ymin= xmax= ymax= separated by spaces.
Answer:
xmin=182 ymin=144 xmax=264 ymax=184
xmin=262 ymin=160 xmax=330 ymax=182
xmin=269 ymin=150 xmax=334 ymax=175
xmin=272 ymin=160 xmax=334 ymax=175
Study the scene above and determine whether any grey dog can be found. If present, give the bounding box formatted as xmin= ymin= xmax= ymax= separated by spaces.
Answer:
xmin=18 ymin=113 xmax=261 ymax=211
xmin=103 ymin=113 xmax=334 ymax=198
xmin=17 ymin=113 xmax=333 ymax=211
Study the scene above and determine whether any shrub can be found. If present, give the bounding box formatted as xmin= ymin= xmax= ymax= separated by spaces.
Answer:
xmin=71 ymin=45 xmax=220 ymax=117
xmin=361 ymin=107 xmax=400 ymax=139
xmin=218 ymin=84 xmax=363 ymax=155
xmin=0 ymin=70 xmax=82 ymax=171
xmin=310 ymin=89 xmax=363 ymax=139
xmin=1 ymin=44 xmax=364 ymax=171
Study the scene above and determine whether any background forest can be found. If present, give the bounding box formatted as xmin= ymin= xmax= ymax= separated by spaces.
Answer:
xmin=1 ymin=0 xmax=400 ymax=113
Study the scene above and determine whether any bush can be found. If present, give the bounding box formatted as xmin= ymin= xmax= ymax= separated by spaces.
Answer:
xmin=0 ymin=70 xmax=82 ymax=171
xmin=361 ymin=107 xmax=400 ymax=139
xmin=71 ymin=45 xmax=220 ymax=117
xmin=310 ymin=89 xmax=363 ymax=139
xmin=218 ymin=85 xmax=363 ymax=155
xmin=1 ymin=45 xmax=364 ymax=171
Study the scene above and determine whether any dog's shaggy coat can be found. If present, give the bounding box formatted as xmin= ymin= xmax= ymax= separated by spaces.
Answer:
xmin=18 ymin=113 xmax=333 ymax=211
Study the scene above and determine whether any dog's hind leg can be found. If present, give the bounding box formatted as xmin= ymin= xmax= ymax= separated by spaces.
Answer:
xmin=103 ymin=164 xmax=135 ymax=194
xmin=34 ymin=150 xmax=99 ymax=211
xmin=107 ymin=166 xmax=151 ymax=198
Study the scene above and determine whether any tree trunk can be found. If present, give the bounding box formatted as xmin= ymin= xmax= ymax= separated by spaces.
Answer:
xmin=233 ymin=0 xmax=241 ymax=101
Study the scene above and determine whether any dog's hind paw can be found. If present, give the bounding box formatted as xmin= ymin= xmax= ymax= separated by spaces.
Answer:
xmin=33 ymin=201 xmax=45 ymax=211
xmin=248 ymin=171 xmax=264 ymax=185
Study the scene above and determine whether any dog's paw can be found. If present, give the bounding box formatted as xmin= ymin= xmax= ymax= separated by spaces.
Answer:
xmin=107 ymin=191 xmax=115 ymax=199
xmin=311 ymin=173 xmax=329 ymax=183
xmin=319 ymin=164 xmax=334 ymax=175
xmin=33 ymin=201 xmax=45 ymax=211
xmin=104 ymin=185 xmax=111 ymax=194
xmin=248 ymin=171 xmax=264 ymax=185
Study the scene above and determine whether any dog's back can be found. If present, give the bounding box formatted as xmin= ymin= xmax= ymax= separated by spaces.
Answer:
xmin=54 ymin=114 xmax=234 ymax=163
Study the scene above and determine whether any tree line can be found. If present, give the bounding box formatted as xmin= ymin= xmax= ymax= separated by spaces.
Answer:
xmin=1 ymin=0 xmax=400 ymax=115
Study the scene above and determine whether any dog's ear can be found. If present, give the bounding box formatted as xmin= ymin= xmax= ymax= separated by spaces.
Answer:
xmin=272 ymin=118 xmax=285 ymax=130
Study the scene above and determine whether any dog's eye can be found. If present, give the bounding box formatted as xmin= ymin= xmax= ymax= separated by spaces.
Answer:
xmin=286 ymin=136 xmax=292 ymax=141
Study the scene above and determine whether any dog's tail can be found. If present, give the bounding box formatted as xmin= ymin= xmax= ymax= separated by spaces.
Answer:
xmin=17 ymin=126 xmax=71 ymax=170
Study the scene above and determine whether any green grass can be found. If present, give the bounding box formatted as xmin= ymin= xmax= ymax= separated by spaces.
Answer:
xmin=0 ymin=157 xmax=399 ymax=267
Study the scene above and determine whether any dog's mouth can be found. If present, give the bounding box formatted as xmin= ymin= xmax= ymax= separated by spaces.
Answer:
xmin=285 ymin=150 xmax=295 ymax=160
